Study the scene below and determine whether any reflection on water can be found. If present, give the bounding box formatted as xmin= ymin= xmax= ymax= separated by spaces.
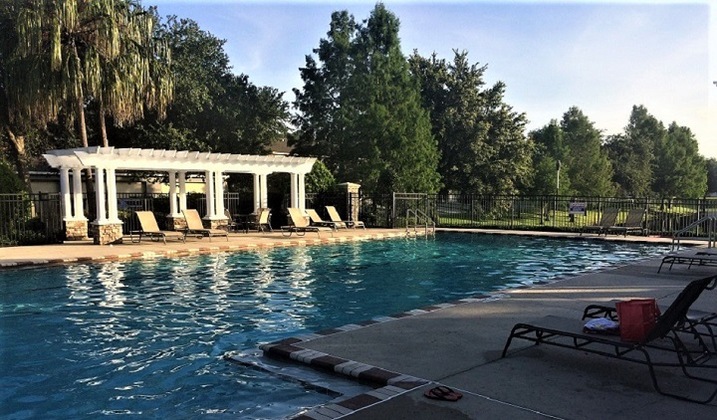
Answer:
xmin=0 ymin=234 xmax=671 ymax=418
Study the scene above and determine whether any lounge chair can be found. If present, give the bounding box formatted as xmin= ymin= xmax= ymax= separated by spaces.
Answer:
xmin=221 ymin=209 xmax=238 ymax=232
xmin=306 ymin=208 xmax=342 ymax=229
xmin=281 ymin=207 xmax=334 ymax=237
xmin=130 ymin=211 xmax=185 ymax=244
xmin=658 ymin=251 xmax=717 ymax=273
xmin=607 ymin=208 xmax=647 ymax=236
xmin=502 ymin=275 xmax=717 ymax=404
xmin=580 ymin=207 xmax=619 ymax=235
xmin=582 ymin=277 xmax=717 ymax=353
xmin=181 ymin=209 xmax=229 ymax=241
xmin=326 ymin=205 xmax=365 ymax=229
xmin=249 ymin=208 xmax=272 ymax=232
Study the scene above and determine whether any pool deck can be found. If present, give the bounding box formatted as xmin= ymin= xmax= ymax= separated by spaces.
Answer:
xmin=2 ymin=229 xmax=716 ymax=419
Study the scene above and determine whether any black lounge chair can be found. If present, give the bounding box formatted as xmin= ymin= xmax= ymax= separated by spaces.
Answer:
xmin=582 ymin=277 xmax=717 ymax=353
xmin=658 ymin=252 xmax=717 ymax=273
xmin=502 ymin=275 xmax=717 ymax=404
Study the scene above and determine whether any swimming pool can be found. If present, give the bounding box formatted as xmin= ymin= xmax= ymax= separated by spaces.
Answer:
xmin=0 ymin=233 xmax=670 ymax=418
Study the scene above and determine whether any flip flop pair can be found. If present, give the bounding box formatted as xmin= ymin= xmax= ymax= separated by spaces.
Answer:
xmin=424 ymin=385 xmax=463 ymax=402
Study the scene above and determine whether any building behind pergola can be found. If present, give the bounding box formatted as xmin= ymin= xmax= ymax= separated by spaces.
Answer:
xmin=43 ymin=147 xmax=316 ymax=244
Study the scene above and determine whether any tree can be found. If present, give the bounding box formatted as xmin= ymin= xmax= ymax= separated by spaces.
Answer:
xmin=605 ymin=105 xmax=662 ymax=196
xmin=707 ymin=158 xmax=717 ymax=195
xmin=114 ymin=17 xmax=288 ymax=155
xmin=305 ymin=160 xmax=336 ymax=193
xmin=409 ymin=50 xmax=532 ymax=195
xmin=652 ymin=123 xmax=706 ymax=197
xmin=560 ymin=107 xmax=615 ymax=196
xmin=9 ymin=0 xmax=171 ymax=148
xmin=2 ymin=0 xmax=171 ymax=190
xmin=292 ymin=4 xmax=441 ymax=194
xmin=528 ymin=121 xmax=570 ymax=195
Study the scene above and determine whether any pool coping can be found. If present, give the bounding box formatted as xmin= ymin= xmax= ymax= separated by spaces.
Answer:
xmin=238 ymin=293 xmax=496 ymax=420
xmin=244 ymin=231 xmax=696 ymax=419
xmin=0 ymin=230 xmax=408 ymax=270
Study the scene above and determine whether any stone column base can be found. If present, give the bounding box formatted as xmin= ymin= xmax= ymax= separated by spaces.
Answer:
xmin=208 ymin=219 xmax=227 ymax=230
xmin=90 ymin=222 xmax=123 ymax=245
xmin=167 ymin=215 xmax=187 ymax=231
xmin=64 ymin=220 xmax=88 ymax=241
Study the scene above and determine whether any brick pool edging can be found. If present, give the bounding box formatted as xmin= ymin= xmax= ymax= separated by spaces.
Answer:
xmin=244 ymin=293 xmax=497 ymax=420
xmin=0 ymin=231 xmax=410 ymax=269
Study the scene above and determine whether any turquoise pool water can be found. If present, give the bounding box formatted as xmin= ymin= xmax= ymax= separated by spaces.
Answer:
xmin=0 ymin=233 xmax=670 ymax=418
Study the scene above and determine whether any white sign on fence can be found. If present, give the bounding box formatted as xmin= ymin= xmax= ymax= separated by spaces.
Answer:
xmin=569 ymin=202 xmax=587 ymax=215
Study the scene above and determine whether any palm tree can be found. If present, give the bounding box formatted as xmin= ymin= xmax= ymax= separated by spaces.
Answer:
xmin=9 ymin=0 xmax=172 ymax=148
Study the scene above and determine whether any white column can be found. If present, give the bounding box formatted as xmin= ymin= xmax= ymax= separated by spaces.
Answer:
xmin=59 ymin=167 xmax=72 ymax=220
xmin=205 ymin=170 xmax=215 ymax=218
xmin=168 ymin=171 xmax=178 ymax=216
xmin=214 ymin=170 xmax=224 ymax=217
xmin=106 ymin=168 xmax=120 ymax=223
xmin=72 ymin=168 xmax=86 ymax=220
xmin=290 ymin=173 xmax=298 ymax=208
xmin=253 ymin=174 xmax=261 ymax=212
xmin=178 ymin=171 xmax=187 ymax=212
xmin=94 ymin=167 xmax=107 ymax=223
xmin=297 ymin=173 xmax=306 ymax=211
xmin=260 ymin=174 xmax=269 ymax=209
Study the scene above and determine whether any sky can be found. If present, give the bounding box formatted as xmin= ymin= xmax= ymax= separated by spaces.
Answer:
xmin=150 ymin=0 xmax=716 ymax=158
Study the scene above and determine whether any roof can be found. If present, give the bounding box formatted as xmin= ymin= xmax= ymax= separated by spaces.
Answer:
xmin=43 ymin=147 xmax=316 ymax=174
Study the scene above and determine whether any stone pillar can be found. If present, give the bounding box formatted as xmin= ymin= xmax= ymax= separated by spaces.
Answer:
xmin=90 ymin=222 xmax=123 ymax=245
xmin=338 ymin=182 xmax=361 ymax=223
xmin=90 ymin=167 xmax=122 ymax=245
xmin=65 ymin=167 xmax=88 ymax=240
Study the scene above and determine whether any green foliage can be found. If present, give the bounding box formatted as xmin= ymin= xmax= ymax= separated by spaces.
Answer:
xmin=652 ymin=123 xmax=706 ymax=197
xmin=113 ymin=17 xmax=288 ymax=155
xmin=605 ymin=105 xmax=661 ymax=196
xmin=707 ymin=158 xmax=717 ymax=194
xmin=0 ymin=160 xmax=25 ymax=193
xmin=528 ymin=121 xmax=570 ymax=195
xmin=305 ymin=160 xmax=336 ymax=193
xmin=409 ymin=50 xmax=532 ymax=195
xmin=292 ymin=4 xmax=441 ymax=194
xmin=560 ymin=107 xmax=615 ymax=196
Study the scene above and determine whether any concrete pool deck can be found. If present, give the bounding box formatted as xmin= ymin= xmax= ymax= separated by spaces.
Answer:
xmin=2 ymin=229 xmax=716 ymax=419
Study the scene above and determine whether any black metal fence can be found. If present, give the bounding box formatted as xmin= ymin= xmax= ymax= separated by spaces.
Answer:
xmin=0 ymin=193 xmax=64 ymax=246
xmin=3 ymin=192 xmax=717 ymax=247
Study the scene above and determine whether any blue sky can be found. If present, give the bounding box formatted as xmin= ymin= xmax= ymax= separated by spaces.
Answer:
xmin=151 ymin=0 xmax=716 ymax=158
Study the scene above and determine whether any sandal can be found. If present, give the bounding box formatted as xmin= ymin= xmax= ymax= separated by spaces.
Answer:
xmin=424 ymin=385 xmax=463 ymax=401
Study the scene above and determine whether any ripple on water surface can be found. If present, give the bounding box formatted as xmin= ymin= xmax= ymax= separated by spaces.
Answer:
xmin=0 ymin=233 xmax=670 ymax=418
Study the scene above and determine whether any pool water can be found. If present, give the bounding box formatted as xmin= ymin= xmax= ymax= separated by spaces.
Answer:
xmin=0 ymin=233 xmax=670 ymax=418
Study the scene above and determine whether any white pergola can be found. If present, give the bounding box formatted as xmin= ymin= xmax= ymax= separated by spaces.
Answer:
xmin=43 ymin=147 xmax=316 ymax=225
